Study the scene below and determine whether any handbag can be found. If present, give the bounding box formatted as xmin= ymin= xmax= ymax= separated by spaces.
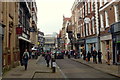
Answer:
xmin=21 ymin=59 xmax=25 ymax=66
xmin=86 ymin=58 xmax=88 ymax=62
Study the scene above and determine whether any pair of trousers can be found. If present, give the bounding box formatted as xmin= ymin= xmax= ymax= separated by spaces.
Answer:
xmin=93 ymin=57 xmax=97 ymax=63
xmin=24 ymin=63 xmax=28 ymax=70
xmin=46 ymin=60 xmax=50 ymax=67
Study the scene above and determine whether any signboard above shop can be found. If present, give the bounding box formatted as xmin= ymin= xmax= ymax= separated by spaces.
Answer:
xmin=111 ymin=21 xmax=120 ymax=33
xmin=113 ymin=22 xmax=120 ymax=32
xmin=0 ymin=23 xmax=5 ymax=35
xmin=0 ymin=25 xmax=3 ymax=35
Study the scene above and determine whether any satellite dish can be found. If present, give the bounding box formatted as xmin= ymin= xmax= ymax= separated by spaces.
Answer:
xmin=84 ymin=17 xmax=90 ymax=23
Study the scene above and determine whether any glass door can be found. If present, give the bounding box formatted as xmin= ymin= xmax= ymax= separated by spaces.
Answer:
xmin=116 ymin=43 xmax=120 ymax=63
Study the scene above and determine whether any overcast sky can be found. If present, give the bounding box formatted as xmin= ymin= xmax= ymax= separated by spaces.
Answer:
xmin=36 ymin=0 xmax=74 ymax=35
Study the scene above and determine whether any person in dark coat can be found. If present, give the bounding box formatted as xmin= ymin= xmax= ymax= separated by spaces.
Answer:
xmin=106 ymin=45 xmax=111 ymax=65
xmin=74 ymin=51 xmax=77 ymax=59
xmin=65 ymin=50 xmax=68 ymax=56
xmin=92 ymin=49 xmax=97 ymax=64
xmin=22 ymin=49 xmax=29 ymax=70
xmin=87 ymin=51 xmax=91 ymax=62
xmin=82 ymin=49 xmax=86 ymax=60
xmin=98 ymin=50 xmax=102 ymax=64
xmin=68 ymin=50 xmax=71 ymax=59
xmin=45 ymin=51 xmax=51 ymax=67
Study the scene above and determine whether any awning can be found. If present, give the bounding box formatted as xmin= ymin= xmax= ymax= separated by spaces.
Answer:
xmin=18 ymin=36 xmax=31 ymax=43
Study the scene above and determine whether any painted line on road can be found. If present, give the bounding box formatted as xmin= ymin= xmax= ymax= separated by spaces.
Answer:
xmin=0 ymin=77 xmax=2 ymax=80
xmin=36 ymin=55 xmax=42 ymax=64
xmin=56 ymin=63 xmax=69 ymax=80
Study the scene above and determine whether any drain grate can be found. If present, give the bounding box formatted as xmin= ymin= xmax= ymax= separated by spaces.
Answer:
xmin=31 ymin=71 xmax=52 ymax=80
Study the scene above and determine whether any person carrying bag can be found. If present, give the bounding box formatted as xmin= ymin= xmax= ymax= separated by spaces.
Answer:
xmin=22 ymin=49 xmax=29 ymax=70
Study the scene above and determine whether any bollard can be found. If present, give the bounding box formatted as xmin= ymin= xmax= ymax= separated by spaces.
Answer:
xmin=51 ymin=58 xmax=53 ymax=68
xmin=52 ymin=59 xmax=56 ymax=73
xmin=51 ymin=53 xmax=54 ymax=68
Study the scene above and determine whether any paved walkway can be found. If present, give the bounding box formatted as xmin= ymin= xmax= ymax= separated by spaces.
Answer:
xmin=71 ymin=57 xmax=120 ymax=78
xmin=2 ymin=55 xmax=64 ymax=79
xmin=33 ymin=56 xmax=64 ymax=78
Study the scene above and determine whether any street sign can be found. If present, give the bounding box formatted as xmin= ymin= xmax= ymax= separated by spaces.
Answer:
xmin=29 ymin=27 xmax=35 ymax=32
xmin=0 ymin=27 xmax=2 ymax=35
xmin=84 ymin=17 xmax=90 ymax=23
xmin=16 ymin=27 xmax=23 ymax=34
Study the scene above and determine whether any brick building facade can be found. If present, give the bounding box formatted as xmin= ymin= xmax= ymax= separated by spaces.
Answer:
xmin=99 ymin=1 xmax=120 ymax=64
xmin=0 ymin=1 xmax=38 ymax=73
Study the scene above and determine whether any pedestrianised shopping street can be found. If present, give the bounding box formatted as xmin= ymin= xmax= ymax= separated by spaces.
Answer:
xmin=0 ymin=0 xmax=120 ymax=80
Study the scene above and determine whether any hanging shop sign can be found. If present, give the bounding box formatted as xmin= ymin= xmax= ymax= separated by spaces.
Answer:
xmin=16 ymin=27 xmax=23 ymax=34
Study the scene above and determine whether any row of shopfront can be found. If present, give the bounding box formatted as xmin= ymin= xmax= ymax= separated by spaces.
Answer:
xmin=75 ymin=22 xmax=120 ymax=65
xmin=2 ymin=33 xmax=33 ymax=69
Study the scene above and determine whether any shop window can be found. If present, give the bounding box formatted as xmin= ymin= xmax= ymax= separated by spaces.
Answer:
xmin=88 ymin=2 xmax=90 ymax=13
xmin=89 ymin=22 xmax=91 ymax=35
xmin=92 ymin=17 xmax=95 ymax=34
xmin=86 ymin=23 xmax=88 ymax=36
xmin=94 ymin=43 xmax=96 ymax=48
xmin=91 ymin=0 xmax=94 ymax=11
xmin=100 ymin=0 xmax=103 ymax=7
xmin=117 ymin=43 xmax=120 ymax=62
xmin=105 ymin=11 xmax=109 ymax=27
xmin=104 ymin=0 xmax=108 ymax=4
xmin=119 ymin=5 xmax=120 ymax=21
xmin=114 ymin=5 xmax=119 ymax=22
xmin=8 ymin=33 xmax=11 ymax=49
xmin=100 ymin=14 xmax=104 ymax=28
xmin=106 ymin=40 xmax=109 ymax=45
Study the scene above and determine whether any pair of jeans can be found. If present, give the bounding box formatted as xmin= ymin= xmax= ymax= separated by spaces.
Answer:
xmin=46 ymin=60 xmax=50 ymax=67
xmin=24 ymin=63 xmax=28 ymax=70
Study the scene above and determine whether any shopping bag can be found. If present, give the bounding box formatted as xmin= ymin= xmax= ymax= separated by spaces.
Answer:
xmin=21 ymin=59 xmax=25 ymax=66
xmin=86 ymin=58 xmax=88 ymax=62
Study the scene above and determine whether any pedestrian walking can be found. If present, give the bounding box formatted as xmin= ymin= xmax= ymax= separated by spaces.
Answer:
xmin=74 ymin=51 xmax=76 ymax=59
xmin=82 ymin=49 xmax=86 ymax=60
xmin=87 ymin=51 xmax=91 ymax=62
xmin=92 ymin=49 xmax=97 ymax=64
xmin=65 ymin=50 xmax=68 ymax=56
xmin=45 ymin=51 xmax=51 ymax=67
xmin=68 ymin=50 xmax=71 ymax=59
xmin=98 ymin=50 xmax=102 ymax=64
xmin=106 ymin=50 xmax=111 ymax=65
xmin=31 ymin=51 xmax=35 ymax=59
xmin=106 ymin=45 xmax=111 ymax=65
xmin=35 ymin=51 xmax=38 ymax=59
xmin=22 ymin=49 xmax=29 ymax=70
xmin=29 ymin=50 xmax=32 ymax=59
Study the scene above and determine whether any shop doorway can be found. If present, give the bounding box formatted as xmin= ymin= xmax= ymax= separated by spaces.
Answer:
xmin=116 ymin=43 xmax=120 ymax=63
